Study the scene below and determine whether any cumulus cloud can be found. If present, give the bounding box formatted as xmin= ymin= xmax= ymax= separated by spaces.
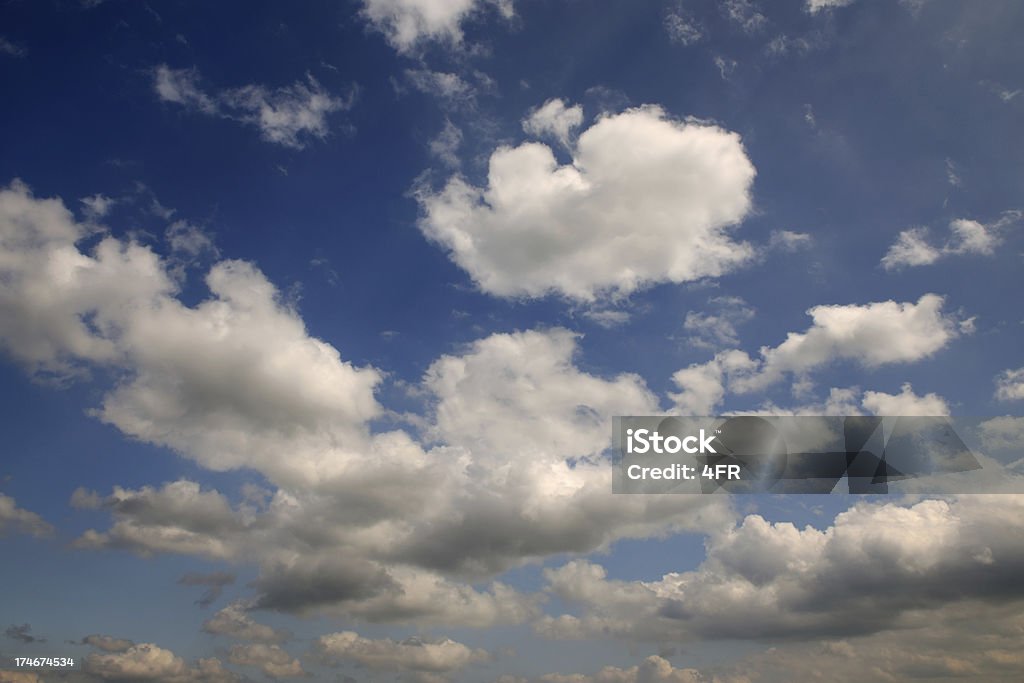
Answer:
xmin=671 ymin=294 xmax=962 ymax=413
xmin=861 ymin=382 xmax=950 ymax=416
xmin=880 ymin=227 xmax=942 ymax=269
xmin=153 ymin=65 xmax=355 ymax=148
xmin=315 ymin=631 xmax=489 ymax=680
xmin=979 ymin=416 xmax=1024 ymax=451
xmin=0 ymin=494 xmax=54 ymax=538
xmin=501 ymin=655 xmax=709 ymax=683
xmin=881 ymin=213 xmax=1018 ymax=270
xmin=226 ymin=644 xmax=304 ymax=679
xmin=417 ymin=103 xmax=756 ymax=301
xmin=2 ymin=181 xmax=738 ymax=625
xmin=84 ymin=643 xmax=240 ymax=683
xmin=537 ymin=496 xmax=1024 ymax=642
xmin=522 ymin=99 xmax=584 ymax=148
xmin=519 ymin=615 xmax=1024 ymax=683
xmin=361 ymin=0 xmax=513 ymax=53
xmin=202 ymin=602 xmax=287 ymax=643
xmin=995 ymin=367 xmax=1024 ymax=401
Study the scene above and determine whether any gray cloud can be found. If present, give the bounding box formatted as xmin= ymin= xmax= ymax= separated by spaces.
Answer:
xmin=178 ymin=572 xmax=236 ymax=609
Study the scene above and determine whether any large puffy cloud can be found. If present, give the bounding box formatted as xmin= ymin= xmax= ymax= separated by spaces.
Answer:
xmin=0 ymin=180 xmax=172 ymax=377
xmin=3 ymin=181 xmax=736 ymax=625
xmin=361 ymin=0 xmax=514 ymax=53
xmin=0 ymin=494 xmax=54 ymax=538
xmin=315 ymin=631 xmax=489 ymax=680
xmin=417 ymin=103 xmax=756 ymax=301
xmin=670 ymin=294 xmax=962 ymax=413
xmin=537 ymin=496 xmax=1024 ymax=642
xmin=154 ymin=66 xmax=354 ymax=149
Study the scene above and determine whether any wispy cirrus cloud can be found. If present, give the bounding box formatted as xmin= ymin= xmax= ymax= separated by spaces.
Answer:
xmin=153 ymin=65 xmax=356 ymax=148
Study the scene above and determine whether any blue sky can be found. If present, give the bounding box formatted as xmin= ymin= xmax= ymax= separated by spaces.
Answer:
xmin=1 ymin=1 xmax=1024 ymax=682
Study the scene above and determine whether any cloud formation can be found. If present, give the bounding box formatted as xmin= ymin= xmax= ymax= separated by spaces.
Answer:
xmin=671 ymin=294 xmax=962 ymax=413
xmin=995 ymin=367 xmax=1024 ymax=401
xmin=0 ymin=494 xmax=53 ymax=538
xmin=537 ymin=496 xmax=1024 ymax=642
xmin=315 ymin=631 xmax=489 ymax=680
xmin=881 ymin=213 xmax=1019 ymax=270
xmin=361 ymin=0 xmax=514 ymax=53
xmin=154 ymin=65 xmax=355 ymax=148
xmin=418 ymin=103 xmax=756 ymax=301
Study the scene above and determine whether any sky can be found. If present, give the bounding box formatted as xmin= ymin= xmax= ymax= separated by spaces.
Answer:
xmin=1 ymin=0 xmax=1023 ymax=682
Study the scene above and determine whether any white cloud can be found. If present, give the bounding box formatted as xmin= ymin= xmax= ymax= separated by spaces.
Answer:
xmin=995 ymin=367 xmax=1024 ymax=401
xmin=0 ymin=494 xmax=54 ymax=538
xmin=84 ymin=643 xmax=240 ymax=683
xmin=806 ymin=0 xmax=855 ymax=14
xmin=713 ymin=55 xmax=737 ymax=80
xmin=227 ymin=644 xmax=304 ymax=679
xmin=315 ymin=631 xmax=488 ymax=679
xmin=0 ymin=180 xmax=172 ymax=378
xmin=537 ymin=496 xmax=1024 ymax=642
xmin=768 ymin=229 xmax=812 ymax=251
xmin=361 ymin=0 xmax=511 ymax=53
xmin=861 ymin=382 xmax=950 ymax=416
xmin=979 ymin=416 xmax=1024 ymax=451
xmin=202 ymin=602 xmax=288 ymax=643
xmin=733 ymin=294 xmax=960 ymax=392
xmin=404 ymin=68 xmax=476 ymax=104
xmin=522 ymin=99 xmax=584 ymax=148
xmin=81 ymin=193 xmax=115 ymax=220
xmin=682 ymin=296 xmax=755 ymax=350
xmin=505 ymin=656 xmax=710 ymax=683
xmin=4 ymin=182 xmax=735 ymax=626
xmin=417 ymin=103 xmax=756 ymax=301
xmin=153 ymin=65 xmax=354 ymax=148
xmin=664 ymin=10 xmax=704 ymax=46
xmin=430 ymin=119 xmax=463 ymax=167
xmin=880 ymin=227 xmax=942 ymax=269
xmin=721 ymin=0 xmax=767 ymax=34
xmin=882 ymin=214 xmax=1016 ymax=270
xmin=671 ymin=295 xmax=961 ymax=412
xmin=165 ymin=220 xmax=218 ymax=259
